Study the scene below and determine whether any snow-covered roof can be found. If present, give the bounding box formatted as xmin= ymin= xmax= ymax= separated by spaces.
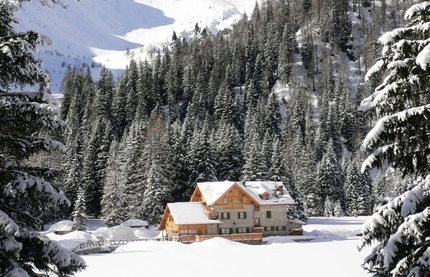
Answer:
xmin=168 ymin=202 xmax=222 ymax=225
xmin=245 ymin=181 xmax=296 ymax=205
xmin=196 ymin=181 xmax=296 ymax=206
xmin=197 ymin=181 xmax=237 ymax=205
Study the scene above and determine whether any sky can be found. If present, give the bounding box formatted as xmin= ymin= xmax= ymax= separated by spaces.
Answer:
xmin=46 ymin=217 xmax=372 ymax=277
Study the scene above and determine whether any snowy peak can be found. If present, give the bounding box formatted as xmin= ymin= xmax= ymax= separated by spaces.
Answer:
xmin=14 ymin=0 xmax=260 ymax=92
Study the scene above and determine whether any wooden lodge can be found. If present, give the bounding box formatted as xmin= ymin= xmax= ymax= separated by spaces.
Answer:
xmin=159 ymin=181 xmax=305 ymax=243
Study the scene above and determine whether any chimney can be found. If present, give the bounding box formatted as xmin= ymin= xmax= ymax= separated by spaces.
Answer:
xmin=276 ymin=186 xmax=284 ymax=196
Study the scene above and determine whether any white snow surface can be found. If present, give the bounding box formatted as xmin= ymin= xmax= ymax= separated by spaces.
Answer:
xmin=14 ymin=0 xmax=261 ymax=93
xmin=62 ymin=216 xmax=371 ymax=277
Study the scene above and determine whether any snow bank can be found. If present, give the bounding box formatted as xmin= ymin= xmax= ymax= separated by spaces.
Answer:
xmin=48 ymin=220 xmax=73 ymax=232
xmin=120 ymin=219 xmax=148 ymax=228
xmin=45 ymin=231 xmax=98 ymax=251
xmin=193 ymin=237 xmax=244 ymax=248
xmin=115 ymin=240 xmax=183 ymax=253
xmin=304 ymin=217 xmax=365 ymax=239
xmin=133 ymin=226 xmax=160 ymax=238
xmin=93 ymin=226 xmax=136 ymax=240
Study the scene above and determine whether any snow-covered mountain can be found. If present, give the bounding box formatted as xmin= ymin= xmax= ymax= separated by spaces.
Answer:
xmin=15 ymin=0 xmax=260 ymax=93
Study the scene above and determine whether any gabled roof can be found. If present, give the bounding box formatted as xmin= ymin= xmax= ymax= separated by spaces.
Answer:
xmin=195 ymin=181 xmax=296 ymax=206
xmin=195 ymin=181 xmax=237 ymax=205
xmin=245 ymin=181 xmax=296 ymax=205
xmin=167 ymin=202 xmax=222 ymax=225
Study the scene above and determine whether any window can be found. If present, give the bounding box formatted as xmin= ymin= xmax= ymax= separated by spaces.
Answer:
xmin=255 ymin=205 xmax=260 ymax=211
xmin=255 ymin=218 xmax=260 ymax=225
xmin=238 ymin=198 xmax=243 ymax=204
xmin=224 ymin=198 xmax=228 ymax=205
xmin=238 ymin=212 xmax=247 ymax=219
xmin=180 ymin=230 xmax=188 ymax=234
xmin=221 ymin=228 xmax=231 ymax=234
xmin=236 ymin=227 xmax=247 ymax=233
xmin=221 ymin=212 xmax=230 ymax=219
xmin=282 ymin=226 xmax=286 ymax=231
xmin=264 ymin=226 xmax=272 ymax=231
xmin=275 ymin=226 xmax=279 ymax=231
xmin=266 ymin=211 xmax=272 ymax=218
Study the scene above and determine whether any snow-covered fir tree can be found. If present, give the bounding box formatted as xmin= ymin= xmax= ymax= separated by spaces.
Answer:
xmin=101 ymin=140 xmax=128 ymax=226
xmin=0 ymin=1 xmax=85 ymax=275
xmin=317 ymin=139 xmax=344 ymax=209
xmin=72 ymin=186 xmax=87 ymax=231
xmin=344 ymin=158 xmax=372 ymax=217
xmin=269 ymin=137 xmax=307 ymax=222
xmin=358 ymin=2 xmax=430 ymax=276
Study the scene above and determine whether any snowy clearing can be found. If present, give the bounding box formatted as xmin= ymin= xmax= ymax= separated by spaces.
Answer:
xmin=47 ymin=217 xmax=371 ymax=277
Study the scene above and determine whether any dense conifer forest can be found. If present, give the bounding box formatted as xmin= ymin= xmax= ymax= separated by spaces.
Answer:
xmin=58 ymin=0 xmax=419 ymax=227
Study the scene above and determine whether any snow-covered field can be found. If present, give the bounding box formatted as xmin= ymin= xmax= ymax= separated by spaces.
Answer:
xmin=47 ymin=217 xmax=371 ymax=277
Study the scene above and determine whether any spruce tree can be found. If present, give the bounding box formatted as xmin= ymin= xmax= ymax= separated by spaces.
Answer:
xmin=269 ymin=138 xmax=307 ymax=222
xmin=101 ymin=140 xmax=128 ymax=227
xmin=317 ymin=139 xmax=344 ymax=208
xmin=140 ymin=106 xmax=173 ymax=223
xmin=185 ymin=119 xmax=218 ymax=197
xmin=214 ymin=122 xmax=244 ymax=181
xmin=72 ymin=186 xmax=87 ymax=231
xmin=358 ymin=3 xmax=430 ymax=275
xmin=297 ymin=145 xmax=322 ymax=216
xmin=0 ymin=1 xmax=85 ymax=275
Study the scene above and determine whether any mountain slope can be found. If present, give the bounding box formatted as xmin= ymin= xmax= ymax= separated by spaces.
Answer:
xmin=15 ymin=0 xmax=260 ymax=92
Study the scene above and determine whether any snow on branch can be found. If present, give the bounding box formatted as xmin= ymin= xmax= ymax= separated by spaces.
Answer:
xmin=416 ymin=43 xmax=430 ymax=70
xmin=404 ymin=2 xmax=430 ymax=21
xmin=42 ymin=237 xmax=86 ymax=269
xmin=359 ymin=176 xmax=430 ymax=250
xmin=359 ymin=82 xmax=398 ymax=112
xmin=361 ymin=104 xmax=430 ymax=151
xmin=4 ymin=172 xmax=70 ymax=205
xmin=0 ymin=0 xmax=20 ymax=11
xmin=364 ymin=60 xmax=384 ymax=82
xmin=5 ymin=267 xmax=30 ymax=277
xmin=0 ymin=235 xmax=22 ymax=254
xmin=384 ymin=207 xmax=430 ymax=272
xmin=0 ymin=209 xmax=20 ymax=236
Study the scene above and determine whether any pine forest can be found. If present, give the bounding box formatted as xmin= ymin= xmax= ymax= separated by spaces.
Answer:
xmin=60 ymin=0 xmax=413 ymax=226
xmin=4 ymin=0 xmax=430 ymax=276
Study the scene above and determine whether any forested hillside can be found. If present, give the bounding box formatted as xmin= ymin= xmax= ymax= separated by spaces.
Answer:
xmin=57 ymin=0 xmax=419 ymax=227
